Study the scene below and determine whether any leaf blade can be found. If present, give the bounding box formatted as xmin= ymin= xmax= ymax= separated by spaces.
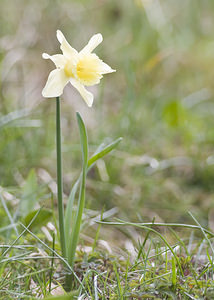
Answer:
xmin=67 ymin=113 xmax=88 ymax=267
xmin=88 ymin=137 xmax=122 ymax=168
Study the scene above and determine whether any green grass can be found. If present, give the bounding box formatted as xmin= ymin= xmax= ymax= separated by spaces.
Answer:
xmin=1 ymin=0 xmax=214 ymax=298
xmin=0 ymin=208 xmax=214 ymax=299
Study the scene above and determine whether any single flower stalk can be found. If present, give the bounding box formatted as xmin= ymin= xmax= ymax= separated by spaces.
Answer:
xmin=42 ymin=31 xmax=117 ymax=281
xmin=42 ymin=30 xmax=115 ymax=107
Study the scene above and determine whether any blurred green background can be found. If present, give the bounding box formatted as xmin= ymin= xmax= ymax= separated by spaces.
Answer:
xmin=1 ymin=0 xmax=214 ymax=228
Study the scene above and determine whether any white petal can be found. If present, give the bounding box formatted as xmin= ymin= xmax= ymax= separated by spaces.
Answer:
xmin=56 ymin=30 xmax=78 ymax=62
xmin=98 ymin=61 xmax=116 ymax=74
xmin=80 ymin=33 xmax=103 ymax=55
xmin=42 ymin=69 xmax=69 ymax=98
xmin=42 ymin=53 xmax=66 ymax=68
xmin=70 ymin=78 xmax=94 ymax=107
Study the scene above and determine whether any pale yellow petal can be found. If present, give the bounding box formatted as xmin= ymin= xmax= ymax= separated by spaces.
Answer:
xmin=42 ymin=53 xmax=66 ymax=68
xmin=70 ymin=78 xmax=94 ymax=107
xmin=56 ymin=30 xmax=64 ymax=44
xmin=42 ymin=69 xmax=69 ymax=98
xmin=56 ymin=30 xmax=78 ymax=62
xmin=79 ymin=33 xmax=103 ymax=55
xmin=98 ymin=61 xmax=116 ymax=74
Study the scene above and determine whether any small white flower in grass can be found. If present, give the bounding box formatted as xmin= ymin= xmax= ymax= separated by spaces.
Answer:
xmin=42 ymin=30 xmax=115 ymax=107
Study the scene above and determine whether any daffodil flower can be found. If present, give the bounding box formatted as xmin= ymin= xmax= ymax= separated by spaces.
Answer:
xmin=42 ymin=30 xmax=115 ymax=107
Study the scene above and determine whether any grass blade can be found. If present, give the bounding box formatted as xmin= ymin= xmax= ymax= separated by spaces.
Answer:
xmin=0 ymin=192 xmax=18 ymax=236
xmin=171 ymin=256 xmax=177 ymax=287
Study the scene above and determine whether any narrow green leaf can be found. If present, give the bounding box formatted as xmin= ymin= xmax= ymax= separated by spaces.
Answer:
xmin=35 ymin=294 xmax=74 ymax=300
xmin=66 ymin=115 xmax=122 ymax=267
xmin=163 ymin=100 xmax=187 ymax=128
xmin=65 ymin=140 xmax=114 ymax=243
xmin=76 ymin=112 xmax=88 ymax=165
xmin=64 ymin=178 xmax=79 ymax=246
xmin=67 ymin=113 xmax=88 ymax=267
xmin=88 ymin=137 xmax=122 ymax=168
xmin=20 ymin=169 xmax=38 ymax=216
xmin=65 ymin=135 xmax=122 ymax=250
xmin=171 ymin=256 xmax=177 ymax=286
xmin=65 ymin=115 xmax=91 ymax=254
xmin=22 ymin=208 xmax=52 ymax=230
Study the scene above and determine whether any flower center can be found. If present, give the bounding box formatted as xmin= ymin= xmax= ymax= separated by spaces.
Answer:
xmin=76 ymin=54 xmax=102 ymax=86
xmin=64 ymin=60 xmax=74 ymax=78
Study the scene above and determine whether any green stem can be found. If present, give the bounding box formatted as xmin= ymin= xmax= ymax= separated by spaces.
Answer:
xmin=56 ymin=97 xmax=66 ymax=258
